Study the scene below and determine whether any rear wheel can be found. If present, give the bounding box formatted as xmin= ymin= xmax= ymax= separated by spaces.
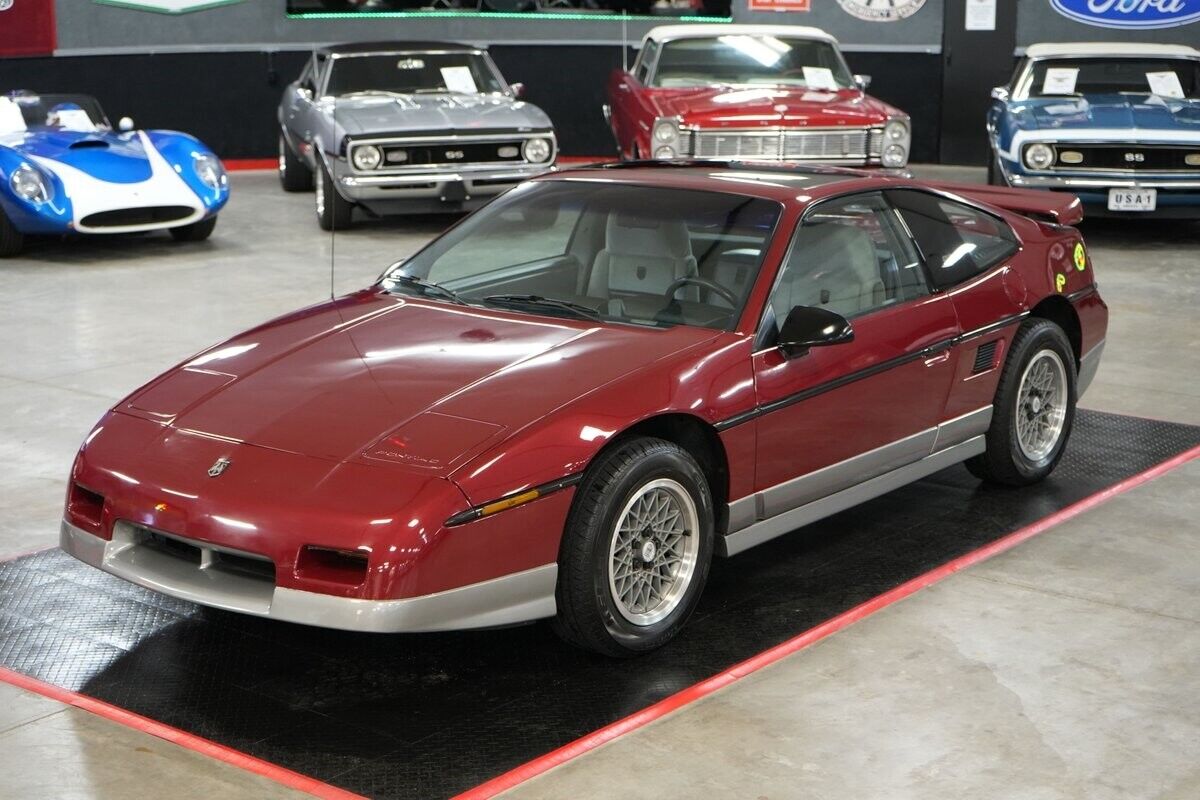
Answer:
xmin=553 ymin=437 xmax=714 ymax=657
xmin=169 ymin=215 xmax=217 ymax=242
xmin=0 ymin=208 xmax=24 ymax=257
xmin=315 ymin=160 xmax=354 ymax=231
xmin=966 ymin=318 xmax=1077 ymax=486
xmin=278 ymin=133 xmax=313 ymax=192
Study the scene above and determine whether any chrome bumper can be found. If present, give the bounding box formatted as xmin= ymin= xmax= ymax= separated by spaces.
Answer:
xmin=60 ymin=520 xmax=557 ymax=633
xmin=335 ymin=163 xmax=553 ymax=202
xmin=1008 ymin=174 xmax=1200 ymax=191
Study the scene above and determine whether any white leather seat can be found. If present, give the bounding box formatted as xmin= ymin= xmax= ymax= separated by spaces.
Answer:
xmin=771 ymin=223 xmax=885 ymax=324
xmin=587 ymin=213 xmax=699 ymax=302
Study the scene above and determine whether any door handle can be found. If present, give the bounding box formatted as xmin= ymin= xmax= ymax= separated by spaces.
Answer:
xmin=923 ymin=351 xmax=950 ymax=367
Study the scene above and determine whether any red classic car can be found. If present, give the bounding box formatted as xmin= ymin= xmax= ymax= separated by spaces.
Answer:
xmin=605 ymin=25 xmax=913 ymax=168
xmin=62 ymin=163 xmax=1105 ymax=656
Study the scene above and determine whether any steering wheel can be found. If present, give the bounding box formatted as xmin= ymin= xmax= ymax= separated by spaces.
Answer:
xmin=664 ymin=276 xmax=739 ymax=308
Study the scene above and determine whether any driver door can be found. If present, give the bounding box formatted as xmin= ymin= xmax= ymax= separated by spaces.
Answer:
xmin=751 ymin=192 xmax=960 ymax=515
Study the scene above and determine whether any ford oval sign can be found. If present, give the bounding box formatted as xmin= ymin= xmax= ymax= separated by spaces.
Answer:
xmin=1050 ymin=0 xmax=1200 ymax=29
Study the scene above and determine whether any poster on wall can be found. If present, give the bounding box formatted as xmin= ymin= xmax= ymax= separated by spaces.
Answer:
xmin=1049 ymin=0 xmax=1200 ymax=29
xmin=748 ymin=0 xmax=809 ymax=11
xmin=836 ymin=0 xmax=927 ymax=21
xmin=0 ymin=0 xmax=56 ymax=57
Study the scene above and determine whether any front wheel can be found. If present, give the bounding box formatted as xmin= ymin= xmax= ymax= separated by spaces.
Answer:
xmin=169 ymin=215 xmax=217 ymax=242
xmin=966 ymin=318 xmax=1077 ymax=486
xmin=553 ymin=437 xmax=714 ymax=657
xmin=315 ymin=160 xmax=354 ymax=231
xmin=279 ymin=133 xmax=313 ymax=192
xmin=0 ymin=208 xmax=24 ymax=257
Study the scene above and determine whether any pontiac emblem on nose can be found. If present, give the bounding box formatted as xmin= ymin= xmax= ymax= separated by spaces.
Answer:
xmin=208 ymin=457 xmax=232 ymax=477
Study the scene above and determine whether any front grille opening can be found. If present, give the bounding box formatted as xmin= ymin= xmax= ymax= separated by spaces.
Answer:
xmin=471 ymin=177 xmax=521 ymax=188
xmin=210 ymin=550 xmax=275 ymax=582
xmin=295 ymin=545 xmax=369 ymax=587
xmin=81 ymin=206 xmax=193 ymax=228
xmin=68 ymin=483 xmax=105 ymax=530
xmin=142 ymin=530 xmax=202 ymax=565
xmin=379 ymin=141 xmax=526 ymax=168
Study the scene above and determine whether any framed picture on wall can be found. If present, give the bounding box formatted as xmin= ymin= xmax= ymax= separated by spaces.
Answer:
xmin=286 ymin=0 xmax=733 ymax=20
xmin=0 ymin=0 xmax=56 ymax=57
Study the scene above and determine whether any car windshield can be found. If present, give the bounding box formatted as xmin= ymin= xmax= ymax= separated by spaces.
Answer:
xmin=382 ymin=180 xmax=782 ymax=331
xmin=650 ymin=36 xmax=854 ymax=90
xmin=1022 ymin=58 xmax=1200 ymax=100
xmin=326 ymin=52 xmax=505 ymax=96
xmin=0 ymin=93 xmax=110 ymax=135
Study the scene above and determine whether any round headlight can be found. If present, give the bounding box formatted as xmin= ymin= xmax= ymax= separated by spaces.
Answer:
xmin=653 ymin=119 xmax=678 ymax=143
xmin=884 ymin=119 xmax=909 ymax=141
xmin=352 ymin=145 xmax=382 ymax=171
xmin=193 ymin=152 xmax=226 ymax=191
xmin=522 ymin=137 xmax=553 ymax=164
xmin=1024 ymin=143 xmax=1055 ymax=171
xmin=654 ymin=145 xmax=677 ymax=160
xmin=882 ymin=144 xmax=908 ymax=168
xmin=10 ymin=164 xmax=50 ymax=203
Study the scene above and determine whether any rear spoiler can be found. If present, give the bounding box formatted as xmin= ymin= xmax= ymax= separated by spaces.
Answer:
xmin=927 ymin=181 xmax=1084 ymax=227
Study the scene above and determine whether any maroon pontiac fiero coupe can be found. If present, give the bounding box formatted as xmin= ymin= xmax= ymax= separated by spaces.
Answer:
xmin=62 ymin=163 xmax=1106 ymax=656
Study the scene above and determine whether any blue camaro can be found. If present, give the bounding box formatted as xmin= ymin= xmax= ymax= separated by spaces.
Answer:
xmin=987 ymin=43 xmax=1200 ymax=219
xmin=0 ymin=91 xmax=229 ymax=256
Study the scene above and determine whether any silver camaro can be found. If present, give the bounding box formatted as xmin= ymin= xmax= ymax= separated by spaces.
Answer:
xmin=277 ymin=41 xmax=558 ymax=229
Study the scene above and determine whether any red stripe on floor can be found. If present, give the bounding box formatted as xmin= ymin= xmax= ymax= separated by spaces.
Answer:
xmin=1 ymin=444 xmax=1196 ymax=799
xmin=0 ymin=666 xmax=365 ymax=800
xmin=452 ymin=442 xmax=1200 ymax=800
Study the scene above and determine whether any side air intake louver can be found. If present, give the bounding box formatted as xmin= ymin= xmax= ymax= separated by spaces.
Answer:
xmin=973 ymin=340 xmax=999 ymax=374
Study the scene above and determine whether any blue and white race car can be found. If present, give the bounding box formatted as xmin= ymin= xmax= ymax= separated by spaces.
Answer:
xmin=987 ymin=43 xmax=1200 ymax=219
xmin=0 ymin=91 xmax=229 ymax=256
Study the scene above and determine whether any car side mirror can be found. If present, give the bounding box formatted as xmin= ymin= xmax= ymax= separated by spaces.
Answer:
xmin=510 ymin=82 xmax=526 ymax=98
xmin=778 ymin=306 xmax=854 ymax=357
xmin=854 ymin=74 xmax=872 ymax=91
xmin=991 ymin=86 xmax=1009 ymax=102
xmin=118 ymin=117 xmax=135 ymax=132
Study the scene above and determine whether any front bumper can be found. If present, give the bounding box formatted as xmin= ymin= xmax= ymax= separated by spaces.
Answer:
xmin=61 ymin=519 xmax=557 ymax=633
xmin=1002 ymin=170 xmax=1200 ymax=217
xmin=335 ymin=163 xmax=553 ymax=206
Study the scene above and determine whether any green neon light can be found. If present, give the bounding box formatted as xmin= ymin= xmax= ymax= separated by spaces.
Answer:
xmin=287 ymin=11 xmax=731 ymax=22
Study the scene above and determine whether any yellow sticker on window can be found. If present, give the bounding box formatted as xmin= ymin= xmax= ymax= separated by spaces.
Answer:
xmin=1073 ymin=243 xmax=1087 ymax=271
xmin=1056 ymin=273 xmax=1067 ymax=292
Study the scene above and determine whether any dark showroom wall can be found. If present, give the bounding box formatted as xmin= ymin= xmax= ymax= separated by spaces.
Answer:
xmin=1 ymin=1 xmax=1195 ymax=163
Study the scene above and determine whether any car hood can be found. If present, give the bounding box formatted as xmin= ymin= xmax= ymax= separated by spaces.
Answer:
xmin=330 ymin=94 xmax=554 ymax=136
xmin=647 ymin=87 xmax=896 ymax=129
xmin=1 ymin=128 xmax=154 ymax=182
xmin=120 ymin=291 xmax=719 ymax=474
xmin=1014 ymin=94 xmax=1200 ymax=135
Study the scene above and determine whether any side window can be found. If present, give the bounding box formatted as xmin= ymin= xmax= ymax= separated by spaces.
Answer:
xmin=768 ymin=193 xmax=928 ymax=332
xmin=634 ymin=40 xmax=658 ymax=85
xmin=888 ymin=190 xmax=1019 ymax=289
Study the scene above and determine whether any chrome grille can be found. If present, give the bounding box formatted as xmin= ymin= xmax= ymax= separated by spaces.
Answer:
xmin=686 ymin=127 xmax=881 ymax=163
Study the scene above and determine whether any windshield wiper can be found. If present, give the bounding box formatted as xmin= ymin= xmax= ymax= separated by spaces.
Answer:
xmin=483 ymin=294 xmax=603 ymax=322
xmin=385 ymin=274 xmax=468 ymax=305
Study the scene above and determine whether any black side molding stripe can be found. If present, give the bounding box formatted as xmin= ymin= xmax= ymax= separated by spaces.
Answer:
xmin=445 ymin=473 xmax=584 ymax=527
xmin=716 ymin=314 xmax=1029 ymax=433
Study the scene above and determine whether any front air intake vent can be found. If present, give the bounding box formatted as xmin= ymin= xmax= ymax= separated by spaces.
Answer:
xmin=973 ymin=340 xmax=999 ymax=374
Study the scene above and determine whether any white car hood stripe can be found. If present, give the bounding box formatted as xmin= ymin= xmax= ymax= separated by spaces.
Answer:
xmin=30 ymin=131 xmax=205 ymax=233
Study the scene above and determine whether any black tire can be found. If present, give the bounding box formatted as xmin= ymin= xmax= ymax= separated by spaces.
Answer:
xmin=966 ymin=318 xmax=1077 ymax=486
xmin=315 ymin=159 xmax=354 ymax=231
xmin=0 ymin=208 xmax=24 ymax=257
xmin=169 ymin=215 xmax=217 ymax=242
xmin=987 ymin=154 xmax=1008 ymax=187
xmin=278 ymin=133 xmax=313 ymax=192
xmin=552 ymin=437 xmax=714 ymax=657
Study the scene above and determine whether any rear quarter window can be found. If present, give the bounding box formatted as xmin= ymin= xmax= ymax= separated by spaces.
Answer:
xmin=887 ymin=190 xmax=1019 ymax=290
